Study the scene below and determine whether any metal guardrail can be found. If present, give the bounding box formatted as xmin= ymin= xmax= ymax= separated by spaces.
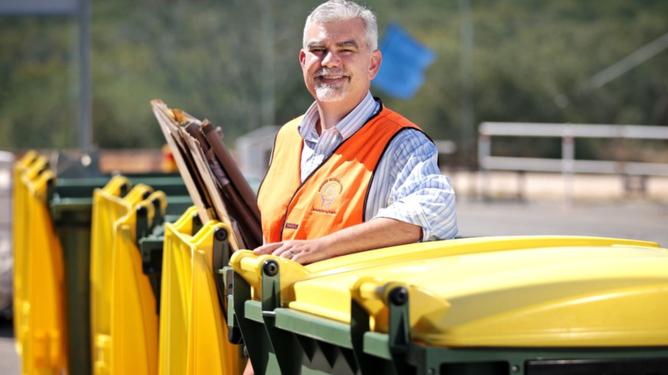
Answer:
xmin=478 ymin=122 xmax=668 ymax=199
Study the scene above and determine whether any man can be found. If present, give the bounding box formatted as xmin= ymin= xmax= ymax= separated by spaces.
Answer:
xmin=254 ymin=0 xmax=457 ymax=265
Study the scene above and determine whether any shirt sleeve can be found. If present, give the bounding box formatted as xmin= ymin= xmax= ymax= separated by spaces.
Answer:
xmin=372 ymin=129 xmax=458 ymax=241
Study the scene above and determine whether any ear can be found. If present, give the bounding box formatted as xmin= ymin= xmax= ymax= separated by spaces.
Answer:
xmin=368 ymin=49 xmax=382 ymax=80
xmin=299 ymin=49 xmax=306 ymax=69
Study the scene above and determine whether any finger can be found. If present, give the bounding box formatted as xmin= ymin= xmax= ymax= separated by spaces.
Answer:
xmin=293 ymin=251 xmax=318 ymax=265
xmin=278 ymin=251 xmax=294 ymax=260
xmin=253 ymin=242 xmax=282 ymax=255
xmin=291 ymin=251 xmax=308 ymax=264
xmin=273 ymin=243 xmax=294 ymax=257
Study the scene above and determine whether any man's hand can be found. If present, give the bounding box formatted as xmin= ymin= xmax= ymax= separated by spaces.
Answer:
xmin=253 ymin=238 xmax=330 ymax=265
xmin=253 ymin=218 xmax=421 ymax=265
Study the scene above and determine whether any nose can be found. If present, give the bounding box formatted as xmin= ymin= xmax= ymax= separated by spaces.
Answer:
xmin=321 ymin=50 xmax=341 ymax=68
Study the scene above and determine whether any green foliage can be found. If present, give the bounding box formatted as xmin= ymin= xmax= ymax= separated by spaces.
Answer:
xmin=0 ymin=0 xmax=666 ymax=161
xmin=0 ymin=17 xmax=77 ymax=148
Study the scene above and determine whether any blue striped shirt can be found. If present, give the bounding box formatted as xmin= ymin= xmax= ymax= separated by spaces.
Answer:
xmin=299 ymin=92 xmax=458 ymax=240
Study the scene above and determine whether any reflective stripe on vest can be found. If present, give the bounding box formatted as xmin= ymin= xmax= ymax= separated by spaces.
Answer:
xmin=257 ymin=107 xmax=419 ymax=243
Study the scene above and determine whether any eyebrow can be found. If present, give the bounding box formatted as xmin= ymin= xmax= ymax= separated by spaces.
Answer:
xmin=307 ymin=42 xmax=326 ymax=49
xmin=307 ymin=40 xmax=359 ymax=49
xmin=336 ymin=40 xmax=359 ymax=49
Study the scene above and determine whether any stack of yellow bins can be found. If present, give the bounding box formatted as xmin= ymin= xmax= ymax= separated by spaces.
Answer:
xmin=89 ymin=179 xmax=160 ymax=375
xmin=159 ymin=207 xmax=241 ymax=375
xmin=12 ymin=152 xmax=68 ymax=375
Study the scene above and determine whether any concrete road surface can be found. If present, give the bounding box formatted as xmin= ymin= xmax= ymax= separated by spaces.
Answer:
xmin=0 ymin=319 xmax=19 ymax=375
xmin=457 ymin=199 xmax=668 ymax=246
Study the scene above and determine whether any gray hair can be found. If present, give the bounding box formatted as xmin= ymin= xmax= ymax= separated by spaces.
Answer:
xmin=303 ymin=0 xmax=378 ymax=51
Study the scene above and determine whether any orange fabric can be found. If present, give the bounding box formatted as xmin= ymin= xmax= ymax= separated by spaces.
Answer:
xmin=258 ymin=107 xmax=419 ymax=243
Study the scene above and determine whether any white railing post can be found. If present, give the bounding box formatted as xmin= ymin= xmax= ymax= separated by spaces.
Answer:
xmin=478 ymin=124 xmax=491 ymax=200
xmin=562 ymin=125 xmax=575 ymax=204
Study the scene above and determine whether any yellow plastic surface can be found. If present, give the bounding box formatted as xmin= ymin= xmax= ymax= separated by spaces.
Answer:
xmin=159 ymin=209 xmax=241 ymax=375
xmin=186 ymin=222 xmax=241 ymax=375
xmin=108 ymin=192 xmax=165 ymax=375
xmin=89 ymin=180 xmax=153 ymax=375
xmin=231 ymin=236 xmax=668 ymax=347
xmin=230 ymin=236 xmax=658 ymax=304
xmin=287 ymin=238 xmax=668 ymax=347
xmin=158 ymin=207 xmax=197 ymax=375
xmin=12 ymin=155 xmax=68 ymax=375
xmin=12 ymin=151 xmax=39 ymax=354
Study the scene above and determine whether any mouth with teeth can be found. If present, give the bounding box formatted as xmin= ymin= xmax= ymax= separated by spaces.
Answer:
xmin=314 ymin=71 xmax=350 ymax=86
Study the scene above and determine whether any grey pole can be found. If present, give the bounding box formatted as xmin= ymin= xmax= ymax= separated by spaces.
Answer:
xmin=587 ymin=31 xmax=668 ymax=90
xmin=0 ymin=0 xmax=85 ymax=149
xmin=78 ymin=0 xmax=92 ymax=152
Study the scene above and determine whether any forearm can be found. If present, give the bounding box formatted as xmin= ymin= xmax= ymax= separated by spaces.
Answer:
xmin=319 ymin=217 xmax=421 ymax=258
xmin=254 ymin=218 xmax=421 ymax=264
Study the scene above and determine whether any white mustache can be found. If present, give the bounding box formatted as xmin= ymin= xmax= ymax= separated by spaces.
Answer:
xmin=315 ymin=69 xmax=348 ymax=78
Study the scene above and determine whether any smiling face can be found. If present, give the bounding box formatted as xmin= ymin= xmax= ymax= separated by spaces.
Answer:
xmin=299 ymin=17 xmax=382 ymax=112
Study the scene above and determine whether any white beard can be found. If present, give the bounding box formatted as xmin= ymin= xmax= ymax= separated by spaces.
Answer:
xmin=315 ymin=81 xmax=346 ymax=102
xmin=313 ymin=68 xmax=347 ymax=102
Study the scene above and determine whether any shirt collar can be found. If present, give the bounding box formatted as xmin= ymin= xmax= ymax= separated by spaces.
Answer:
xmin=298 ymin=92 xmax=379 ymax=143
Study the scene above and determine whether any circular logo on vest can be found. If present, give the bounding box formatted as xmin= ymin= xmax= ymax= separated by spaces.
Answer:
xmin=318 ymin=178 xmax=343 ymax=210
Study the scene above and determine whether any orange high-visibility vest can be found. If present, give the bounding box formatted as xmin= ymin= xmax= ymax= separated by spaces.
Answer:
xmin=257 ymin=107 xmax=420 ymax=243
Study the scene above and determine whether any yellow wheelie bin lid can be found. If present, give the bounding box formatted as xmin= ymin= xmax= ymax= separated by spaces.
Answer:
xmin=16 ymin=167 xmax=69 ymax=374
xmin=159 ymin=207 xmax=199 ymax=375
xmin=230 ymin=236 xmax=658 ymax=305
xmin=160 ymin=208 xmax=241 ymax=375
xmin=283 ymin=236 xmax=667 ymax=347
xmin=90 ymin=181 xmax=153 ymax=375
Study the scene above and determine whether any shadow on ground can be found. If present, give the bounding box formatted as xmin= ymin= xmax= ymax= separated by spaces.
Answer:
xmin=0 ymin=316 xmax=19 ymax=375
xmin=0 ymin=317 xmax=13 ymax=337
